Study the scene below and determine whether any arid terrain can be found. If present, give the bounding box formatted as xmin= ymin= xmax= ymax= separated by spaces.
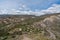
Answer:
xmin=0 ymin=13 xmax=60 ymax=40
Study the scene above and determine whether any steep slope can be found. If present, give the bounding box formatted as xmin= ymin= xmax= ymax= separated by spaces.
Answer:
xmin=33 ymin=14 xmax=60 ymax=40
xmin=0 ymin=13 xmax=60 ymax=40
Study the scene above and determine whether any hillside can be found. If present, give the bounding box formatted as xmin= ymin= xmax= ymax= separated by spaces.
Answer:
xmin=0 ymin=13 xmax=60 ymax=40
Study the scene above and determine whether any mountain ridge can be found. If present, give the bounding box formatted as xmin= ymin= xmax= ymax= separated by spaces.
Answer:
xmin=0 ymin=13 xmax=60 ymax=40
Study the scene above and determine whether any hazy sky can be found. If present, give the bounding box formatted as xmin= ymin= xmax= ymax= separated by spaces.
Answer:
xmin=0 ymin=0 xmax=60 ymax=15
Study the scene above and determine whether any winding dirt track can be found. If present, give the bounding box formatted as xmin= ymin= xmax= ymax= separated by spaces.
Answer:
xmin=22 ymin=35 xmax=32 ymax=40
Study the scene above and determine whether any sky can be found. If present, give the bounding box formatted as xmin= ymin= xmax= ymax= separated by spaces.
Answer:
xmin=0 ymin=0 xmax=60 ymax=15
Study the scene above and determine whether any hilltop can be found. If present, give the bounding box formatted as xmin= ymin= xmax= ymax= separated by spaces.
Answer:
xmin=0 ymin=13 xmax=60 ymax=40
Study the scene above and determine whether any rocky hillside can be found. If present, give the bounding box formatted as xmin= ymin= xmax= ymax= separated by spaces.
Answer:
xmin=0 ymin=13 xmax=60 ymax=40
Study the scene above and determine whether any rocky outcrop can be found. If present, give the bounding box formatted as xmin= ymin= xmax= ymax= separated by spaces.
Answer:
xmin=33 ymin=14 xmax=60 ymax=40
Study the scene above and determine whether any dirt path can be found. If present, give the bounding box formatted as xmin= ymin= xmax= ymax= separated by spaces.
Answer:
xmin=22 ymin=35 xmax=33 ymax=40
xmin=46 ymin=28 xmax=56 ymax=40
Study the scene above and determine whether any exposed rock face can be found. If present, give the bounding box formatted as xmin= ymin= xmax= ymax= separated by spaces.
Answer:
xmin=33 ymin=14 xmax=60 ymax=40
